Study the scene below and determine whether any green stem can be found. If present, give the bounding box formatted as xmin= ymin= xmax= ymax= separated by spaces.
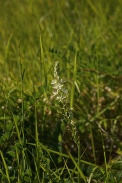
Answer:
xmin=70 ymin=52 xmax=77 ymax=109
xmin=90 ymin=125 xmax=96 ymax=164
xmin=78 ymin=138 xmax=81 ymax=183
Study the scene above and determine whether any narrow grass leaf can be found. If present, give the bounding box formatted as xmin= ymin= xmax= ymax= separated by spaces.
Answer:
xmin=0 ymin=151 xmax=10 ymax=183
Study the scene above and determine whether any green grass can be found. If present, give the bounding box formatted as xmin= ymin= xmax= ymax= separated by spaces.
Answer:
xmin=0 ymin=0 xmax=122 ymax=182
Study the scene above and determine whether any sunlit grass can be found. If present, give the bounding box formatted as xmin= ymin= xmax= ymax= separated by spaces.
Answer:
xmin=0 ymin=0 xmax=122 ymax=182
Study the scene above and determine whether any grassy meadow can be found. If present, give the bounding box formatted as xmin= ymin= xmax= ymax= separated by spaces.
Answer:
xmin=0 ymin=0 xmax=122 ymax=182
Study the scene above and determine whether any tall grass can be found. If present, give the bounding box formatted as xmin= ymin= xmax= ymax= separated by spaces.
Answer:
xmin=0 ymin=0 xmax=122 ymax=182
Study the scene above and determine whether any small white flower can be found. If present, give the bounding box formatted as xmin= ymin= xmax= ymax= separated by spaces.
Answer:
xmin=51 ymin=61 xmax=69 ymax=104
xmin=52 ymin=83 xmax=63 ymax=90
xmin=105 ymin=86 xmax=111 ymax=92
xmin=1 ymin=106 xmax=5 ymax=109
xmin=52 ymin=90 xmax=59 ymax=96
xmin=17 ymin=98 xmax=22 ymax=103
xmin=51 ymin=79 xmax=57 ymax=85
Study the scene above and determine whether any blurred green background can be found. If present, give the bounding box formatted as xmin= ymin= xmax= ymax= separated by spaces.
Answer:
xmin=0 ymin=0 xmax=122 ymax=181
xmin=0 ymin=0 xmax=122 ymax=88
